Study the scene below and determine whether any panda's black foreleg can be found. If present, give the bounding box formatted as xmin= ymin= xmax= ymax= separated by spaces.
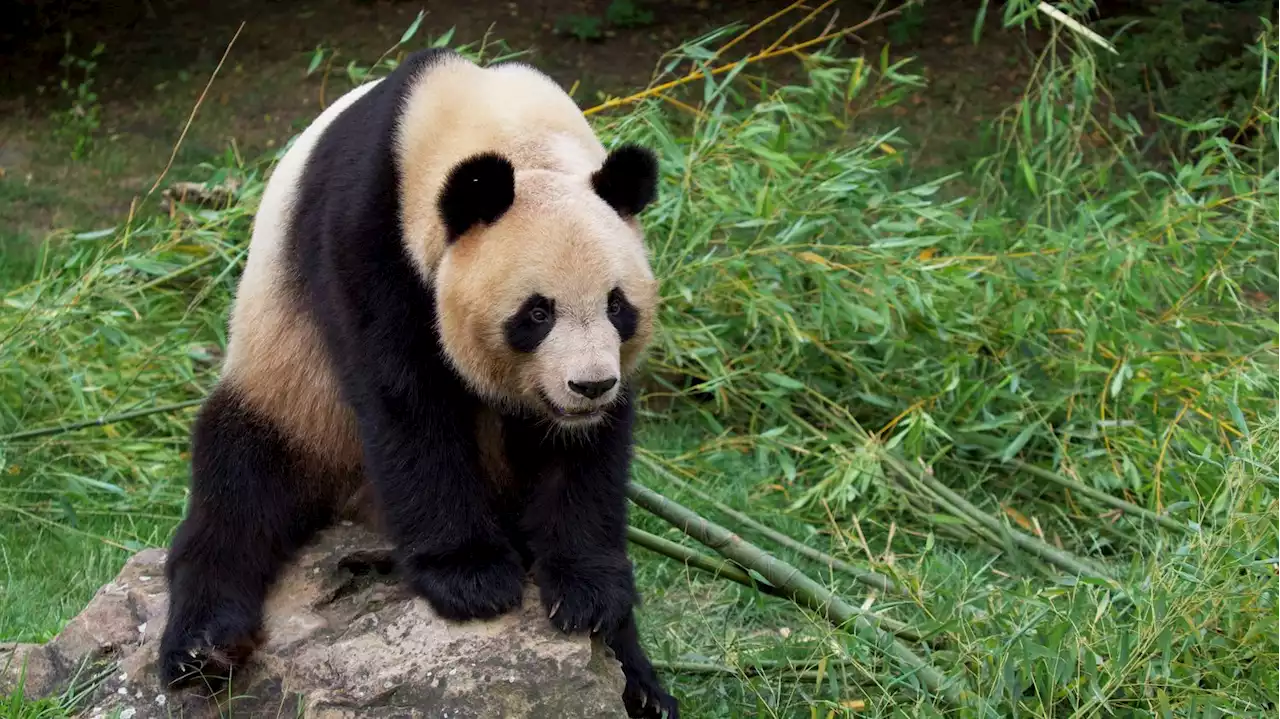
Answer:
xmin=517 ymin=392 xmax=678 ymax=718
xmin=607 ymin=612 xmax=681 ymax=719
xmin=351 ymin=380 xmax=525 ymax=622
xmin=159 ymin=384 xmax=332 ymax=690
xmin=322 ymin=264 xmax=525 ymax=622
xmin=519 ymin=395 xmax=637 ymax=635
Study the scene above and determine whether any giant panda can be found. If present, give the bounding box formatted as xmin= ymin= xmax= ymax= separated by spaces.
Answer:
xmin=158 ymin=47 xmax=677 ymax=718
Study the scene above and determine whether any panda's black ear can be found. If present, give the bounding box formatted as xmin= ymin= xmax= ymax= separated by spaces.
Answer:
xmin=591 ymin=144 xmax=658 ymax=218
xmin=438 ymin=152 xmax=516 ymax=242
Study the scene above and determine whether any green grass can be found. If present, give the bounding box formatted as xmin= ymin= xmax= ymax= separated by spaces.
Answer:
xmin=3 ymin=6 xmax=1278 ymax=718
xmin=2 ymin=659 xmax=112 ymax=719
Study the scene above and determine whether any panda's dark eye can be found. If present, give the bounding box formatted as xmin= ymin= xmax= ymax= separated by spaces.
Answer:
xmin=607 ymin=287 xmax=638 ymax=342
xmin=506 ymin=294 xmax=555 ymax=353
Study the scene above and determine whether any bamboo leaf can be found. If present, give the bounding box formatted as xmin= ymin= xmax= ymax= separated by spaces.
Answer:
xmin=399 ymin=10 xmax=426 ymax=45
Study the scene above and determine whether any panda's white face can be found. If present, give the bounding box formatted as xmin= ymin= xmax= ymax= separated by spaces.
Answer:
xmin=505 ymin=277 xmax=639 ymax=426
xmin=433 ymin=167 xmax=657 ymax=427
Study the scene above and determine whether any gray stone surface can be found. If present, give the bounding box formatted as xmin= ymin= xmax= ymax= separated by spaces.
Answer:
xmin=2 ymin=524 xmax=628 ymax=718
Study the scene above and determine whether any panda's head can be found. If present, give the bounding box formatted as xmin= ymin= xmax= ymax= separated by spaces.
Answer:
xmin=432 ymin=144 xmax=660 ymax=427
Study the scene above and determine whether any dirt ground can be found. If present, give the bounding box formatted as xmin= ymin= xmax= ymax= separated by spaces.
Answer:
xmin=0 ymin=0 xmax=1049 ymax=270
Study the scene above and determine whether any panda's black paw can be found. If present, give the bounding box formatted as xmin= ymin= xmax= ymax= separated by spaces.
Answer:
xmin=536 ymin=558 xmax=636 ymax=635
xmin=158 ymin=611 xmax=261 ymax=690
xmin=405 ymin=549 xmax=526 ymax=622
xmin=623 ymin=676 xmax=679 ymax=719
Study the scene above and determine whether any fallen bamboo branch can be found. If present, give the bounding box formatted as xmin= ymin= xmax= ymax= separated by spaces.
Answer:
xmin=627 ymin=480 xmax=967 ymax=705
xmin=652 ymin=658 xmax=873 ymax=684
xmin=626 ymin=525 xmax=783 ymax=597
xmin=881 ymin=452 xmax=1116 ymax=582
xmin=637 ymin=454 xmax=899 ymax=595
xmin=1 ymin=399 xmax=206 ymax=443
xmin=656 ymin=661 xmax=828 ymax=682
xmin=952 ymin=430 xmax=1193 ymax=534
xmin=1004 ymin=457 xmax=1192 ymax=534
xmin=912 ymin=479 xmax=1008 ymax=550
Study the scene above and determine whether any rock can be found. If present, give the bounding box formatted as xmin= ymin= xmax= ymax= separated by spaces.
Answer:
xmin=1 ymin=525 xmax=628 ymax=718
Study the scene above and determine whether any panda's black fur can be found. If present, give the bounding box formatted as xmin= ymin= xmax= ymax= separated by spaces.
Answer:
xmin=159 ymin=48 xmax=676 ymax=718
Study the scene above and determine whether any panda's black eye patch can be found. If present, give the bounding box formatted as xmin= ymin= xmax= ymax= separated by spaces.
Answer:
xmin=505 ymin=294 xmax=555 ymax=353
xmin=607 ymin=287 xmax=638 ymax=342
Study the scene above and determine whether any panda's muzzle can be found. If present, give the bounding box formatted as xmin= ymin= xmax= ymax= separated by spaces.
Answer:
xmin=537 ymin=389 xmax=606 ymax=422
xmin=533 ymin=321 xmax=621 ymax=423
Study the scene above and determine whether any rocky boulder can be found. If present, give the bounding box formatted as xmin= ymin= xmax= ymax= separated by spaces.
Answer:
xmin=1 ymin=524 xmax=628 ymax=718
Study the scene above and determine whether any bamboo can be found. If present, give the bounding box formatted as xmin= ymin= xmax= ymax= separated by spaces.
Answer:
xmin=881 ymin=453 xmax=1116 ymax=582
xmin=652 ymin=658 xmax=873 ymax=684
xmin=1005 ymin=457 xmax=1191 ymax=534
xmin=1 ymin=399 xmax=205 ymax=443
xmin=627 ymin=525 xmax=782 ymax=597
xmin=953 ymin=430 xmax=1192 ymax=533
xmin=627 ymin=481 xmax=966 ymax=704
xmin=637 ymin=455 xmax=899 ymax=595
xmin=583 ymin=7 xmax=899 ymax=117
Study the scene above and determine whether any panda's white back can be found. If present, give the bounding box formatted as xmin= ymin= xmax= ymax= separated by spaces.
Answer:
xmin=220 ymin=78 xmax=387 ymax=470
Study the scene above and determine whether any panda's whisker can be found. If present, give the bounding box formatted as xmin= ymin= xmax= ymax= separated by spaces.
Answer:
xmin=538 ymin=419 xmax=558 ymax=446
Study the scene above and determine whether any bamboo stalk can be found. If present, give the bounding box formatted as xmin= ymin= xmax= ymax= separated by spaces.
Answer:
xmin=652 ymin=658 xmax=873 ymax=683
xmin=912 ymin=480 xmax=1008 ymax=549
xmin=1 ymin=399 xmax=205 ymax=443
xmin=656 ymin=662 xmax=827 ymax=682
xmin=637 ymin=454 xmax=899 ymax=595
xmin=709 ymin=499 xmax=900 ymax=595
xmin=627 ymin=482 xmax=920 ymax=641
xmin=1004 ymin=457 xmax=1191 ymax=534
xmin=627 ymin=481 xmax=967 ymax=704
xmin=132 ymin=253 xmax=222 ymax=293
xmin=881 ymin=453 xmax=1116 ymax=582
xmin=627 ymin=525 xmax=782 ymax=597
xmin=953 ymin=430 xmax=1192 ymax=533
xmin=583 ymin=6 xmax=899 ymax=117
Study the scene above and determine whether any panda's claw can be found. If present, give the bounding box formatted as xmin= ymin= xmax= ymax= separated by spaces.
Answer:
xmin=536 ymin=561 xmax=636 ymax=636
xmin=620 ymin=662 xmax=678 ymax=719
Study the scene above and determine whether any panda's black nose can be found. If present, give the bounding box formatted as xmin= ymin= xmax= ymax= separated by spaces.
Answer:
xmin=567 ymin=377 xmax=618 ymax=400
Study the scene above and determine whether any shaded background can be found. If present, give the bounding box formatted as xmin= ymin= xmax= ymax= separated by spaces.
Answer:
xmin=0 ymin=0 xmax=1268 ymax=261
xmin=3 ymin=0 xmax=1047 ymax=265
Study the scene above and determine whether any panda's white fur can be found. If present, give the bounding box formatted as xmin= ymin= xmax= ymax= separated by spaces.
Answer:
xmin=159 ymin=49 xmax=675 ymax=718
xmin=221 ymin=78 xmax=383 ymax=471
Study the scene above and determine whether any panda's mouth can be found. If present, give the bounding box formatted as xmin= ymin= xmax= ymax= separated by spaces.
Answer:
xmin=537 ymin=391 xmax=604 ymax=423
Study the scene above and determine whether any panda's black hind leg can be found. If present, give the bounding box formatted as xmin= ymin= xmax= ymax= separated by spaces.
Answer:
xmin=607 ymin=612 xmax=679 ymax=719
xmin=159 ymin=384 xmax=333 ymax=690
